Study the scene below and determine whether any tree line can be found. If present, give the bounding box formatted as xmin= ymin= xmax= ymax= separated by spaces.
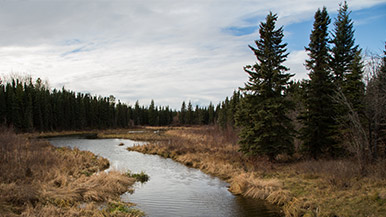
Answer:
xmin=0 ymin=76 xmax=241 ymax=131
xmin=233 ymin=2 xmax=386 ymax=164
xmin=0 ymin=78 xmax=178 ymax=131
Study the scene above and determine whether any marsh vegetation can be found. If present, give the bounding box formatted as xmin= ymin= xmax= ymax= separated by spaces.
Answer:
xmin=128 ymin=126 xmax=386 ymax=216
xmin=0 ymin=128 xmax=144 ymax=216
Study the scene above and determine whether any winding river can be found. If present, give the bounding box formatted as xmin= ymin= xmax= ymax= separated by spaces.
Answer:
xmin=49 ymin=137 xmax=282 ymax=217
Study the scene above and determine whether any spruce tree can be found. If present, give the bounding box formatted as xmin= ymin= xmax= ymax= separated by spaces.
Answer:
xmin=331 ymin=1 xmax=358 ymax=86
xmin=235 ymin=12 xmax=294 ymax=161
xmin=331 ymin=1 xmax=365 ymax=115
xmin=217 ymin=100 xmax=228 ymax=129
xmin=148 ymin=99 xmax=157 ymax=126
xmin=186 ymin=101 xmax=194 ymax=125
xmin=299 ymin=7 xmax=338 ymax=158
xmin=208 ymin=102 xmax=215 ymax=125
xmin=134 ymin=101 xmax=141 ymax=125
xmin=180 ymin=101 xmax=186 ymax=125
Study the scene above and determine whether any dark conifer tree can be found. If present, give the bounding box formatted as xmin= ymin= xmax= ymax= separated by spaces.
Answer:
xmin=133 ymin=101 xmax=141 ymax=125
xmin=23 ymin=82 xmax=34 ymax=131
xmin=235 ymin=12 xmax=294 ymax=161
xmin=331 ymin=1 xmax=365 ymax=117
xmin=186 ymin=101 xmax=194 ymax=125
xmin=208 ymin=102 xmax=215 ymax=125
xmin=0 ymin=79 xmax=6 ymax=124
xmin=180 ymin=101 xmax=186 ymax=125
xmin=227 ymin=91 xmax=241 ymax=127
xmin=148 ymin=100 xmax=157 ymax=126
xmin=299 ymin=7 xmax=338 ymax=158
xmin=217 ymin=100 xmax=227 ymax=129
xmin=331 ymin=2 xmax=357 ymax=85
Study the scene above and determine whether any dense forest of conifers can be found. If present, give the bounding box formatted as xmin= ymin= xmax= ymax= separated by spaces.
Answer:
xmin=0 ymin=76 xmax=242 ymax=131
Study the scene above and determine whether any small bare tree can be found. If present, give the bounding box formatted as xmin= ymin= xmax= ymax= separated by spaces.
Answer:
xmin=333 ymin=47 xmax=386 ymax=172
xmin=334 ymin=90 xmax=369 ymax=172
xmin=364 ymin=49 xmax=386 ymax=160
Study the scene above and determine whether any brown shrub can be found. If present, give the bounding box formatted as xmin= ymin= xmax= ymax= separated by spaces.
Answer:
xmin=294 ymin=159 xmax=361 ymax=189
xmin=0 ymin=128 xmax=137 ymax=216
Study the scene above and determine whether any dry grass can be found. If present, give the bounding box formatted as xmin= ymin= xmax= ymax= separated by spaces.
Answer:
xmin=26 ymin=127 xmax=172 ymax=142
xmin=128 ymin=126 xmax=386 ymax=217
xmin=0 ymin=128 xmax=144 ymax=216
xmin=98 ymin=127 xmax=173 ymax=141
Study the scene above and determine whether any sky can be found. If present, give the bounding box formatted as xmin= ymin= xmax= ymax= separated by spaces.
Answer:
xmin=0 ymin=0 xmax=385 ymax=109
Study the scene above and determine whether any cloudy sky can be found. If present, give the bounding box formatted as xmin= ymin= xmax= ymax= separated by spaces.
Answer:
xmin=0 ymin=0 xmax=385 ymax=109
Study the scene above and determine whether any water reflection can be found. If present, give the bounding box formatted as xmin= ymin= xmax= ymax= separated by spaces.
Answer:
xmin=49 ymin=137 xmax=282 ymax=217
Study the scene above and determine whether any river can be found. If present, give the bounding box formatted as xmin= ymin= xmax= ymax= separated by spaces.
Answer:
xmin=49 ymin=137 xmax=282 ymax=217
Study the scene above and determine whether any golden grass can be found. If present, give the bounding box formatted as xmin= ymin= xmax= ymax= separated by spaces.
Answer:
xmin=128 ymin=126 xmax=386 ymax=217
xmin=0 ymin=128 xmax=144 ymax=216
xmin=98 ymin=127 xmax=172 ymax=141
xmin=25 ymin=127 xmax=172 ymax=142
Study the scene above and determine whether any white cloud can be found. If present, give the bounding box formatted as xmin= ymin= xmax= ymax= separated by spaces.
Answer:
xmin=0 ymin=0 xmax=383 ymax=109
xmin=287 ymin=50 xmax=309 ymax=81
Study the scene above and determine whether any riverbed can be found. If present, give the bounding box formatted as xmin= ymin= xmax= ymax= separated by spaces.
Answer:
xmin=49 ymin=137 xmax=281 ymax=217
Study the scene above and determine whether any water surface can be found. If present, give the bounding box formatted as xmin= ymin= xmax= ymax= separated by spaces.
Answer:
xmin=49 ymin=137 xmax=281 ymax=217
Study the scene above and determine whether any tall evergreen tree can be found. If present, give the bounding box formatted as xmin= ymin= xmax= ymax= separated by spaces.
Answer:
xmin=217 ymin=100 xmax=228 ymax=129
xmin=299 ymin=7 xmax=338 ymax=158
xmin=148 ymin=100 xmax=158 ymax=126
xmin=235 ymin=12 xmax=294 ymax=161
xmin=331 ymin=1 xmax=359 ymax=86
xmin=133 ymin=101 xmax=141 ymax=125
xmin=208 ymin=102 xmax=215 ymax=125
xmin=180 ymin=101 xmax=186 ymax=125
xmin=331 ymin=1 xmax=365 ymax=115
xmin=186 ymin=101 xmax=194 ymax=125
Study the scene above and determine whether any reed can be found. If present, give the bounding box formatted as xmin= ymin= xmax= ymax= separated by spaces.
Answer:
xmin=0 ymin=128 xmax=144 ymax=216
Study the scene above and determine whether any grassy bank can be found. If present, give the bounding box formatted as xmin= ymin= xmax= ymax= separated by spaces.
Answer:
xmin=0 ymin=128 xmax=144 ymax=216
xmin=25 ymin=127 xmax=171 ymax=141
xmin=127 ymin=126 xmax=386 ymax=217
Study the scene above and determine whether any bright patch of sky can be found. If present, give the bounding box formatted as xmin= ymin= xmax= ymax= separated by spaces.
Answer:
xmin=0 ymin=0 xmax=385 ymax=109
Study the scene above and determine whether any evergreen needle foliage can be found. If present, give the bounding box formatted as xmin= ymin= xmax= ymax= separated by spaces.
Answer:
xmin=236 ymin=12 xmax=294 ymax=161
xmin=332 ymin=1 xmax=365 ymax=128
xmin=331 ymin=1 xmax=359 ymax=86
xmin=299 ymin=7 xmax=339 ymax=159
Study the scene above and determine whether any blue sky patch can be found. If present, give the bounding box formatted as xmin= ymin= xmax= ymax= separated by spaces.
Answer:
xmin=63 ymin=39 xmax=82 ymax=46
xmin=61 ymin=46 xmax=88 ymax=57
xmin=224 ymin=26 xmax=257 ymax=36
xmin=350 ymin=3 xmax=386 ymax=53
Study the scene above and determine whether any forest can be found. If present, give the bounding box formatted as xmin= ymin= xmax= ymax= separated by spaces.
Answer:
xmin=1 ymin=1 xmax=386 ymax=216
xmin=0 ymin=77 xmax=241 ymax=131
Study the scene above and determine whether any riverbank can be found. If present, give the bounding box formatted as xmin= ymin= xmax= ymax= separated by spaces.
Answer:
xmin=25 ymin=127 xmax=171 ymax=141
xmin=0 ymin=129 xmax=144 ymax=216
xmin=127 ymin=126 xmax=386 ymax=217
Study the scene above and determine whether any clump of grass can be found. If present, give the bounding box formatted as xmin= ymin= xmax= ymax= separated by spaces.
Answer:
xmin=125 ymin=170 xmax=150 ymax=183
xmin=0 ymin=128 xmax=141 ymax=216
xmin=105 ymin=201 xmax=145 ymax=216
